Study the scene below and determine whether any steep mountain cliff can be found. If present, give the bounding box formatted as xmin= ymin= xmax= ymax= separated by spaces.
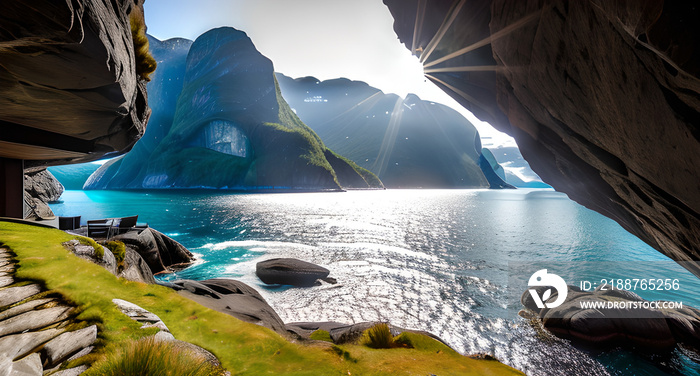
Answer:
xmin=384 ymin=0 xmax=700 ymax=275
xmin=85 ymin=28 xmax=381 ymax=190
xmin=276 ymin=74 xmax=488 ymax=188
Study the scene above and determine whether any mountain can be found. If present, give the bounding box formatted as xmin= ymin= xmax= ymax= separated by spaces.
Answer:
xmin=486 ymin=147 xmax=550 ymax=188
xmin=275 ymin=74 xmax=489 ymax=188
xmin=84 ymin=28 xmax=381 ymax=191
xmin=47 ymin=163 xmax=101 ymax=190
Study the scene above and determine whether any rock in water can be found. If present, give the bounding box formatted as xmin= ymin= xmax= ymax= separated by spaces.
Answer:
xmin=256 ymin=258 xmax=330 ymax=287
xmin=384 ymin=1 xmax=700 ymax=275
xmin=84 ymin=27 xmax=382 ymax=191
xmin=522 ymin=286 xmax=700 ymax=350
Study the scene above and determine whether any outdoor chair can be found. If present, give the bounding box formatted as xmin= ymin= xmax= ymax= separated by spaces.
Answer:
xmin=113 ymin=215 xmax=138 ymax=235
xmin=87 ymin=219 xmax=115 ymax=238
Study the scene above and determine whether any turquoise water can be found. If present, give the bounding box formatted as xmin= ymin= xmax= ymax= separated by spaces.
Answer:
xmin=51 ymin=189 xmax=700 ymax=376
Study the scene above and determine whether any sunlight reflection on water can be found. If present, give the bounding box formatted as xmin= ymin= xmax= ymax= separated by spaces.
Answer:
xmin=51 ymin=189 xmax=700 ymax=376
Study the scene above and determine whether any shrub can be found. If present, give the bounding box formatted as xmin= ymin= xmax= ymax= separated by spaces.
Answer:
xmin=310 ymin=329 xmax=333 ymax=342
xmin=88 ymin=336 xmax=226 ymax=376
xmin=75 ymin=236 xmax=104 ymax=258
xmin=104 ymin=241 xmax=126 ymax=264
xmin=130 ymin=10 xmax=156 ymax=81
xmin=363 ymin=323 xmax=395 ymax=349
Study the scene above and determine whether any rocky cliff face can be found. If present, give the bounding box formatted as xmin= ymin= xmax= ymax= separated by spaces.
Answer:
xmin=384 ymin=1 xmax=700 ymax=275
xmin=276 ymin=74 xmax=488 ymax=188
xmin=23 ymin=169 xmax=64 ymax=220
xmin=85 ymin=28 xmax=381 ymax=190
xmin=0 ymin=0 xmax=150 ymax=167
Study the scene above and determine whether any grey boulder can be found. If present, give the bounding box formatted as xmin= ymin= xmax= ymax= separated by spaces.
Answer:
xmin=522 ymin=285 xmax=700 ymax=349
xmin=256 ymin=258 xmax=330 ymax=287
xmin=72 ymin=243 xmax=116 ymax=275
xmin=117 ymin=248 xmax=157 ymax=284
xmin=112 ymin=228 xmax=193 ymax=274
xmin=170 ymin=279 xmax=287 ymax=335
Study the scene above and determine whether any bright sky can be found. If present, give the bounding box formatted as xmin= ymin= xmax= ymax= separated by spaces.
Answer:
xmin=143 ymin=0 xmax=516 ymax=148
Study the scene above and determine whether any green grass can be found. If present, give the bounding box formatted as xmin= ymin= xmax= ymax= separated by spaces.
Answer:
xmin=0 ymin=221 xmax=524 ymax=376
xmin=87 ymin=336 xmax=226 ymax=376
xmin=309 ymin=329 xmax=333 ymax=342
xmin=104 ymin=241 xmax=126 ymax=264
xmin=75 ymin=236 xmax=103 ymax=258
xmin=362 ymin=323 xmax=406 ymax=349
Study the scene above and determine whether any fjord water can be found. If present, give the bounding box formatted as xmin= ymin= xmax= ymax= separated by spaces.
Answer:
xmin=51 ymin=189 xmax=700 ymax=375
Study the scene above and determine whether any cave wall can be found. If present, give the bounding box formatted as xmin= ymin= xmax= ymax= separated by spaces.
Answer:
xmin=384 ymin=0 xmax=700 ymax=275
xmin=0 ymin=0 xmax=151 ymax=168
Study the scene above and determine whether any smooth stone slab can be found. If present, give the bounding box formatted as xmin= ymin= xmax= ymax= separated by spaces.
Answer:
xmin=66 ymin=346 xmax=93 ymax=362
xmin=0 ymin=306 xmax=73 ymax=338
xmin=0 ymin=276 xmax=13 ymax=288
xmin=112 ymin=299 xmax=162 ymax=323
xmin=50 ymin=365 xmax=89 ymax=376
xmin=0 ymin=328 xmax=63 ymax=361
xmin=0 ymin=298 xmax=56 ymax=321
xmin=8 ymin=352 xmax=42 ymax=376
xmin=0 ymin=284 xmax=41 ymax=309
xmin=43 ymin=325 xmax=97 ymax=368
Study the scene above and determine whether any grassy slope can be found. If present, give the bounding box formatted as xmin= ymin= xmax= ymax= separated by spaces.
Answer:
xmin=0 ymin=221 xmax=523 ymax=376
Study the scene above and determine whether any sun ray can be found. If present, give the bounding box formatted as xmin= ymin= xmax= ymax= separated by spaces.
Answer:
xmin=373 ymin=96 xmax=405 ymax=177
xmin=424 ymin=65 xmax=500 ymax=74
xmin=425 ymin=73 xmax=498 ymax=121
xmin=317 ymin=91 xmax=384 ymax=127
xmin=411 ymin=0 xmax=427 ymax=55
xmin=419 ymin=0 xmax=467 ymax=64
xmin=423 ymin=10 xmax=541 ymax=69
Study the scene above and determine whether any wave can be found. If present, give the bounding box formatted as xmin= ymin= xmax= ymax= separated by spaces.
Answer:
xmin=201 ymin=240 xmax=316 ymax=251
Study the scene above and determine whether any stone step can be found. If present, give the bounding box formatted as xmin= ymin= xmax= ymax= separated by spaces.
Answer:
xmin=5 ymin=352 xmax=42 ymax=376
xmin=50 ymin=365 xmax=89 ymax=376
xmin=42 ymin=325 xmax=97 ymax=369
xmin=0 ymin=298 xmax=56 ymax=322
xmin=0 ymin=284 xmax=42 ymax=309
xmin=0 ymin=264 xmax=15 ymax=275
xmin=0 ymin=276 xmax=13 ymax=288
xmin=0 ymin=328 xmax=63 ymax=361
xmin=0 ymin=306 xmax=73 ymax=338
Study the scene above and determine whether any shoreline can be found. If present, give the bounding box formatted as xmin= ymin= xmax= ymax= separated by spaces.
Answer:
xmin=0 ymin=220 xmax=526 ymax=375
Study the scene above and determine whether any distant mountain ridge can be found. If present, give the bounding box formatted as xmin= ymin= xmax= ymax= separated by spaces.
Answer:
xmin=84 ymin=28 xmax=381 ymax=191
xmin=276 ymin=74 xmax=550 ymax=189
xmin=276 ymin=74 xmax=492 ymax=188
